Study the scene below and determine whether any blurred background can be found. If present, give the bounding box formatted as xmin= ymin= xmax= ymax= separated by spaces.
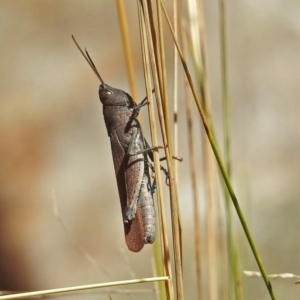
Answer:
xmin=0 ymin=1 xmax=300 ymax=299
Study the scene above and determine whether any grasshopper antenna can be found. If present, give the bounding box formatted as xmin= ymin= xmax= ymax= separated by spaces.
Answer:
xmin=71 ymin=35 xmax=105 ymax=84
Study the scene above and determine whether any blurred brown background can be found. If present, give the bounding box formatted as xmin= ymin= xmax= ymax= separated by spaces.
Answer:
xmin=0 ymin=1 xmax=300 ymax=299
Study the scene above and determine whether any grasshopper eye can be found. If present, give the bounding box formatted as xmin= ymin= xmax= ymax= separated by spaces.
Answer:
xmin=99 ymin=88 xmax=112 ymax=95
xmin=99 ymin=89 xmax=112 ymax=101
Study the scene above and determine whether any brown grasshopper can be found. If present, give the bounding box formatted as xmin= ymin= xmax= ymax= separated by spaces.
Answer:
xmin=72 ymin=36 xmax=159 ymax=252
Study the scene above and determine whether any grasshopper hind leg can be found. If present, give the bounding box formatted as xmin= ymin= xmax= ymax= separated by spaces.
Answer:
xmin=139 ymin=175 xmax=156 ymax=244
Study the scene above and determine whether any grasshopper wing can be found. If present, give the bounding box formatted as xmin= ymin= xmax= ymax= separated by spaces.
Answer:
xmin=110 ymin=129 xmax=145 ymax=252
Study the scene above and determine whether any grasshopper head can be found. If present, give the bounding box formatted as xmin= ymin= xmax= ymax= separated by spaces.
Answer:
xmin=99 ymin=83 xmax=135 ymax=107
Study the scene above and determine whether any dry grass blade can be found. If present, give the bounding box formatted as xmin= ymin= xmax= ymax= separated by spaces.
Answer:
xmin=244 ymin=271 xmax=300 ymax=283
xmin=160 ymin=1 xmax=277 ymax=299
xmin=0 ymin=277 xmax=169 ymax=300
xmin=186 ymin=1 xmax=219 ymax=298
xmin=154 ymin=0 xmax=182 ymax=236
xmin=115 ymin=0 xmax=138 ymax=101
xmin=218 ymin=0 xmax=242 ymax=299
xmin=140 ymin=0 xmax=184 ymax=298
xmin=184 ymin=77 xmax=203 ymax=298
xmin=138 ymin=1 xmax=173 ymax=299
xmin=172 ymin=0 xmax=179 ymax=184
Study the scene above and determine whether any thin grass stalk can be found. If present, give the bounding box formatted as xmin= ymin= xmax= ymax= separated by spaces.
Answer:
xmin=153 ymin=240 xmax=168 ymax=300
xmin=196 ymin=3 xmax=219 ymax=300
xmin=184 ymin=76 xmax=203 ymax=298
xmin=156 ymin=0 xmax=182 ymax=232
xmin=233 ymin=247 xmax=243 ymax=299
xmin=172 ymin=0 xmax=179 ymax=185
xmin=219 ymin=2 xmax=232 ymax=299
xmin=154 ymin=0 xmax=183 ymax=242
xmin=146 ymin=1 xmax=163 ymax=92
xmin=149 ymin=5 xmax=180 ymax=216
xmin=160 ymin=2 xmax=277 ymax=299
xmin=115 ymin=0 xmax=138 ymax=101
xmin=183 ymin=21 xmax=218 ymax=153
xmin=138 ymin=2 xmax=174 ymax=299
xmin=138 ymin=4 xmax=170 ymax=300
xmin=154 ymin=0 xmax=168 ymax=102
xmin=0 ymin=277 xmax=169 ymax=300
xmin=141 ymin=1 xmax=184 ymax=298
xmin=140 ymin=22 xmax=169 ymax=300
xmin=148 ymin=0 xmax=178 ymax=188
xmin=151 ymin=257 xmax=162 ymax=299
xmin=187 ymin=1 xmax=219 ymax=298
xmin=216 ymin=175 xmax=229 ymax=300
xmin=182 ymin=18 xmax=204 ymax=300
xmin=218 ymin=1 xmax=243 ymax=299
xmin=184 ymin=4 xmax=227 ymax=298
xmin=204 ymin=143 xmax=218 ymax=300
xmin=155 ymin=0 xmax=169 ymax=114
xmin=196 ymin=0 xmax=210 ymax=113
xmin=155 ymin=0 xmax=169 ymax=124
xmin=145 ymin=1 xmax=179 ymax=227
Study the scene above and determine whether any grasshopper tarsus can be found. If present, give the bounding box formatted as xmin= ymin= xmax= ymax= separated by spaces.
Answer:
xmin=152 ymin=145 xmax=165 ymax=152
xmin=173 ymin=156 xmax=183 ymax=162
